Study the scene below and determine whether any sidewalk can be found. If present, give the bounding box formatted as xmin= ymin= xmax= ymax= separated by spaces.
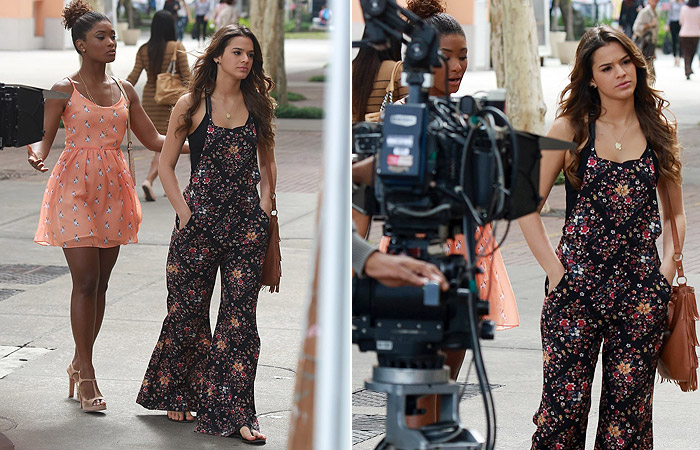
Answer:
xmin=354 ymin=52 xmax=700 ymax=449
xmin=0 ymin=35 xmax=328 ymax=450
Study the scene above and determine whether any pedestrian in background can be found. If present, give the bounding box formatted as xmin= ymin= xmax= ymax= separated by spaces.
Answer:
xmin=163 ymin=0 xmax=189 ymax=41
xmin=136 ymin=25 xmax=275 ymax=444
xmin=350 ymin=32 xmax=406 ymax=237
xmin=679 ymin=0 xmax=700 ymax=80
xmin=632 ymin=0 xmax=659 ymax=81
xmin=520 ymin=26 xmax=684 ymax=449
xmin=176 ymin=0 xmax=191 ymax=42
xmin=619 ymin=0 xmax=643 ymax=39
xmin=214 ymin=0 xmax=238 ymax=31
xmin=192 ymin=0 xmax=212 ymax=46
xmin=126 ymin=10 xmax=191 ymax=201
xmin=668 ymin=0 xmax=684 ymax=67
xmin=27 ymin=0 xmax=170 ymax=413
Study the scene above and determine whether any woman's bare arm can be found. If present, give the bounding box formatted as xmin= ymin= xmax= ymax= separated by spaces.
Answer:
xmin=27 ymin=79 xmax=72 ymax=171
xmin=517 ymin=116 xmax=573 ymax=290
xmin=159 ymin=94 xmax=194 ymax=228
xmin=658 ymin=174 xmax=686 ymax=284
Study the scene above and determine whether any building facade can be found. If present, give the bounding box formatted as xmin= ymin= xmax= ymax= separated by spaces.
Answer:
xmin=0 ymin=0 xmax=121 ymax=51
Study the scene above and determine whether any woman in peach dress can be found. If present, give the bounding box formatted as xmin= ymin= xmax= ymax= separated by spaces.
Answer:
xmin=27 ymin=0 xmax=169 ymax=412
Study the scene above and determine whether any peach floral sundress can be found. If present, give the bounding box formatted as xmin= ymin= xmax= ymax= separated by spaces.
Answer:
xmin=34 ymin=78 xmax=142 ymax=248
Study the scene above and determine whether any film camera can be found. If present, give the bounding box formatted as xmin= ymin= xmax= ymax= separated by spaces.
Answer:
xmin=352 ymin=1 xmax=573 ymax=449
xmin=0 ymin=84 xmax=47 ymax=149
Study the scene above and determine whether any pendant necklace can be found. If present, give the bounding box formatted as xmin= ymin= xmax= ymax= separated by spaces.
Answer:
xmin=604 ymin=118 xmax=634 ymax=151
xmin=215 ymin=96 xmax=238 ymax=120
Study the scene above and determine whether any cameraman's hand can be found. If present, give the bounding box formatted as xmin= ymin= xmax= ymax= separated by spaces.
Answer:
xmin=364 ymin=252 xmax=449 ymax=291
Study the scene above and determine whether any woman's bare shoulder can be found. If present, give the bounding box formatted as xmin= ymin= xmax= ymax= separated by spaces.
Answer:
xmin=50 ymin=78 xmax=75 ymax=94
xmin=548 ymin=115 xmax=576 ymax=141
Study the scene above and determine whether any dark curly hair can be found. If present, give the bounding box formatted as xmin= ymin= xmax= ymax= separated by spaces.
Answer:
xmin=406 ymin=0 xmax=464 ymax=38
xmin=559 ymin=26 xmax=681 ymax=189
xmin=62 ymin=0 xmax=110 ymax=55
xmin=177 ymin=25 xmax=276 ymax=156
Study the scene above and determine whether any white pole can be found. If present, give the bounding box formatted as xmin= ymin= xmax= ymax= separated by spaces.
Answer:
xmin=313 ymin=0 xmax=350 ymax=447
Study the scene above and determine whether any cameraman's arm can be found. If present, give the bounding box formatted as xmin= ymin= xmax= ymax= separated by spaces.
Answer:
xmin=353 ymin=229 xmax=449 ymax=291
xmin=517 ymin=117 xmax=571 ymax=292
xmin=27 ymin=80 xmax=72 ymax=172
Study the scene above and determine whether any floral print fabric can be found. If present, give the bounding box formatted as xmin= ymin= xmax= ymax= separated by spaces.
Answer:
xmin=136 ymin=100 xmax=269 ymax=436
xmin=34 ymin=78 xmax=141 ymax=248
xmin=532 ymin=128 xmax=671 ymax=450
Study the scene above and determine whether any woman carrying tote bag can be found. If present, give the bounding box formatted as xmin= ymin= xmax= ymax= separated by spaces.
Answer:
xmin=127 ymin=10 xmax=191 ymax=202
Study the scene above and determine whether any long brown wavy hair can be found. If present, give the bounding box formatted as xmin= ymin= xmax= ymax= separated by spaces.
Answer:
xmin=559 ymin=26 xmax=681 ymax=189
xmin=177 ymin=25 xmax=276 ymax=156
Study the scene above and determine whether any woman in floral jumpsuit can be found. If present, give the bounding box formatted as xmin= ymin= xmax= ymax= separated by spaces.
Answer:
xmin=136 ymin=25 xmax=275 ymax=445
xmin=519 ymin=26 xmax=685 ymax=449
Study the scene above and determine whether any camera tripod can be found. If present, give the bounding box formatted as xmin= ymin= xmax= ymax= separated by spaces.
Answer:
xmin=366 ymin=365 xmax=483 ymax=450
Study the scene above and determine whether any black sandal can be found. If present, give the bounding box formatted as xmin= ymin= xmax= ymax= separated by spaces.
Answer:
xmin=231 ymin=425 xmax=266 ymax=446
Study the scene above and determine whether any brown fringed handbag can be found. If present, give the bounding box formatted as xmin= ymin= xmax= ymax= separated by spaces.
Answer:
xmin=657 ymin=189 xmax=699 ymax=391
xmin=260 ymin=152 xmax=281 ymax=293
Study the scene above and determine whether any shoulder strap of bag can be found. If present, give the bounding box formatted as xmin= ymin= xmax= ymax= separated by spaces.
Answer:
xmin=663 ymin=185 xmax=686 ymax=284
xmin=385 ymin=60 xmax=403 ymax=95
xmin=166 ymin=41 xmax=178 ymax=74
xmin=112 ymin=77 xmax=136 ymax=185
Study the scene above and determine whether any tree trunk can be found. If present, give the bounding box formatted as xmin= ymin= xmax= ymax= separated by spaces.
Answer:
xmin=275 ymin=0 xmax=288 ymax=105
xmin=249 ymin=0 xmax=263 ymax=36
xmin=490 ymin=0 xmax=505 ymax=88
xmin=294 ymin=2 xmax=302 ymax=32
xmin=489 ymin=0 xmax=547 ymax=135
xmin=252 ymin=0 xmax=288 ymax=106
xmin=560 ymin=0 xmax=575 ymax=41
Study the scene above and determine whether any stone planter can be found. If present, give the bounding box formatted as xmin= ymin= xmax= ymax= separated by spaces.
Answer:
xmin=116 ymin=22 xmax=129 ymax=42
xmin=549 ymin=31 xmax=567 ymax=59
xmin=557 ymin=40 xmax=579 ymax=65
xmin=122 ymin=28 xmax=141 ymax=46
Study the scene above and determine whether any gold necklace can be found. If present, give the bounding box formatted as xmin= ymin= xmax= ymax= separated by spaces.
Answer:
xmin=78 ymin=71 xmax=113 ymax=106
xmin=214 ymin=95 xmax=239 ymax=120
xmin=601 ymin=117 xmax=634 ymax=151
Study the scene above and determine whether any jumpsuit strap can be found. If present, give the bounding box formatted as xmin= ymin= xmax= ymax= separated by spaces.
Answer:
xmin=205 ymin=94 xmax=213 ymax=119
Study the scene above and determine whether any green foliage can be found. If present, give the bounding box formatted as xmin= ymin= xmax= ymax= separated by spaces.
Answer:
xmin=657 ymin=12 xmax=668 ymax=47
xmin=554 ymin=171 xmax=566 ymax=185
xmin=284 ymin=10 xmax=312 ymax=33
xmin=308 ymin=74 xmax=326 ymax=82
xmin=285 ymin=31 xmax=329 ymax=39
xmin=275 ymin=104 xmax=324 ymax=119
xmin=270 ymin=91 xmax=307 ymax=102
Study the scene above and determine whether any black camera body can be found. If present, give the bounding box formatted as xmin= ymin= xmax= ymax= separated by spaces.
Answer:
xmin=0 ymin=84 xmax=45 ymax=149
xmin=352 ymin=91 xmax=542 ymax=368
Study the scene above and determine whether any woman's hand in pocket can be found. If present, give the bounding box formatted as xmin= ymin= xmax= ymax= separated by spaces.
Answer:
xmin=177 ymin=209 xmax=192 ymax=230
xmin=546 ymin=263 xmax=566 ymax=295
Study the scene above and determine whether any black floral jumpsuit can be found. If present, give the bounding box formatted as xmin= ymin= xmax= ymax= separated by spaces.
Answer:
xmin=532 ymin=121 xmax=671 ymax=449
xmin=136 ymin=96 xmax=270 ymax=436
